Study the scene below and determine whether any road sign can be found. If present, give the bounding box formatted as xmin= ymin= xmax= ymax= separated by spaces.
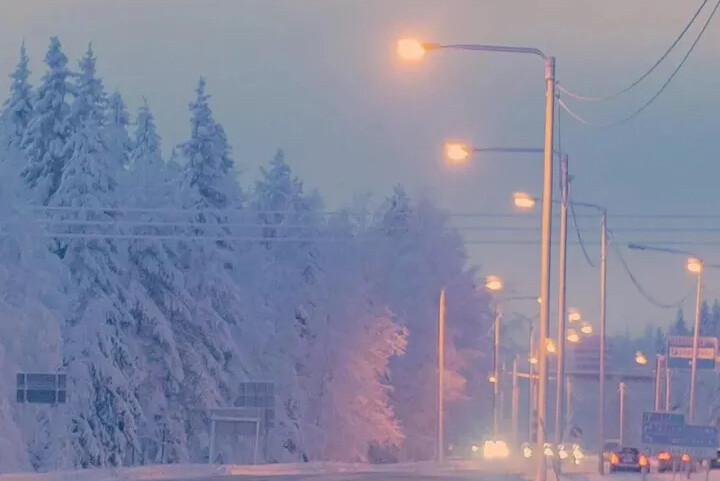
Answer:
xmin=642 ymin=411 xmax=718 ymax=459
xmin=16 ymin=373 xmax=66 ymax=404
xmin=667 ymin=336 xmax=717 ymax=369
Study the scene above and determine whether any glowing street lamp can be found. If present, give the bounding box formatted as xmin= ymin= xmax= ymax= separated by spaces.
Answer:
xmin=546 ymin=338 xmax=557 ymax=355
xmin=444 ymin=142 xmax=471 ymax=165
xmin=635 ymin=351 xmax=648 ymax=366
xmin=396 ymin=38 xmax=428 ymax=61
xmin=687 ymin=257 xmax=703 ymax=274
xmin=485 ymin=275 xmax=504 ymax=292
xmin=513 ymin=192 xmax=537 ymax=210
xmin=567 ymin=329 xmax=580 ymax=344
xmin=568 ymin=308 xmax=581 ymax=323
xmin=580 ymin=322 xmax=593 ymax=335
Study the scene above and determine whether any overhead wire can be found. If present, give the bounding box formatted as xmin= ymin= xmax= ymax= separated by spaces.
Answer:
xmin=558 ymin=0 xmax=709 ymax=101
xmin=559 ymin=0 xmax=720 ymax=127
xmin=609 ymin=231 xmax=693 ymax=309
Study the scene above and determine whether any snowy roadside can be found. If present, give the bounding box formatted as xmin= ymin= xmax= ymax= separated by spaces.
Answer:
xmin=0 ymin=460 xmax=527 ymax=481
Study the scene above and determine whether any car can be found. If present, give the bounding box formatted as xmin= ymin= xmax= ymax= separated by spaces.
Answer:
xmin=656 ymin=451 xmax=673 ymax=473
xmin=609 ymin=447 xmax=648 ymax=473
xmin=603 ymin=439 xmax=621 ymax=462
xmin=711 ymin=449 xmax=720 ymax=469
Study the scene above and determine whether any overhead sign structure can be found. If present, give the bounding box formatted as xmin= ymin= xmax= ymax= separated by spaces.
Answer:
xmin=642 ymin=411 xmax=718 ymax=459
xmin=16 ymin=373 xmax=67 ymax=404
xmin=667 ymin=336 xmax=718 ymax=369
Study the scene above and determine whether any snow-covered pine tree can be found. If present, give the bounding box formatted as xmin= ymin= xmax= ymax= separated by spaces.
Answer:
xmin=106 ymin=90 xmax=131 ymax=169
xmin=49 ymin=44 xmax=144 ymax=468
xmin=22 ymin=37 xmax=71 ymax=204
xmin=0 ymin=42 xmax=33 ymax=176
xmin=125 ymin=99 xmax=190 ymax=464
xmin=169 ymin=77 xmax=254 ymax=462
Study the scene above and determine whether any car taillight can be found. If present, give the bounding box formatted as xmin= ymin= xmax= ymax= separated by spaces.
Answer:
xmin=611 ymin=453 xmax=620 ymax=465
xmin=658 ymin=452 xmax=671 ymax=461
xmin=639 ymin=455 xmax=648 ymax=467
xmin=681 ymin=453 xmax=691 ymax=463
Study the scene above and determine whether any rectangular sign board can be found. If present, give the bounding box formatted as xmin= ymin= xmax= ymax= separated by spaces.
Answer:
xmin=16 ymin=373 xmax=66 ymax=404
xmin=643 ymin=411 xmax=718 ymax=459
xmin=667 ymin=336 xmax=717 ymax=369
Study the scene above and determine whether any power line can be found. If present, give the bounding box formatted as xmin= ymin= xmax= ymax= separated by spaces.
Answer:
xmin=610 ymin=232 xmax=693 ymax=309
xmin=560 ymin=0 xmax=720 ymax=127
xmin=558 ymin=0 xmax=710 ymax=102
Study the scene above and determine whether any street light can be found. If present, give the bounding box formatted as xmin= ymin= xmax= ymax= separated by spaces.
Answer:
xmin=580 ymin=322 xmax=593 ymax=335
xmin=397 ymin=38 xmax=429 ymax=61
xmin=627 ymin=244 xmax=707 ymax=422
xmin=486 ymin=275 xmax=503 ymax=440
xmin=485 ymin=275 xmax=504 ymax=292
xmin=513 ymin=192 xmax=537 ymax=210
xmin=399 ymin=38 xmax=556 ymax=481
xmin=635 ymin=351 xmax=649 ymax=366
xmin=567 ymin=329 xmax=580 ymax=344
xmin=568 ymin=308 xmax=581 ymax=323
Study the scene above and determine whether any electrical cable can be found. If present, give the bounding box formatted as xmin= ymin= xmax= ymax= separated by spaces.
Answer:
xmin=558 ymin=0 xmax=709 ymax=101
xmin=559 ymin=0 xmax=720 ymax=127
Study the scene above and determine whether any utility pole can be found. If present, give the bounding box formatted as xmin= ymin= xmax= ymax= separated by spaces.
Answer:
xmin=512 ymin=356 xmax=519 ymax=447
xmin=437 ymin=289 xmax=446 ymax=462
xmin=554 ymin=154 xmax=569 ymax=450
xmin=619 ymin=382 xmax=626 ymax=447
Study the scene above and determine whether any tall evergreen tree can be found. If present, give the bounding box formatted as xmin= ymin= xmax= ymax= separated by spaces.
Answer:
xmin=1 ymin=42 xmax=33 ymax=151
xmin=106 ymin=90 xmax=131 ymax=168
xmin=671 ymin=308 xmax=689 ymax=336
xmin=51 ymin=45 xmax=144 ymax=468
xmin=22 ymin=37 xmax=71 ymax=204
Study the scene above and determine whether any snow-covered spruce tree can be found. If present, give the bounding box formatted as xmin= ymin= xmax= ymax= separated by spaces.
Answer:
xmin=125 ymin=99 xmax=190 ymax=463
xmin=0 ymin=173 xmax=70 ymax=473
xmin=0 ymin=42 xmax=33 ymax=177
xmin=247 ymin=149 xmax=326 ymax=462
xmin=105 ymin=90 xmax=131 ymax=170
xmin=48 ymin=45 xmax=144 ymax=468
xmin=169 ymin=77 xmax=255 ymax=462
xmin=22 ymin=37 xmax=71 ymax=205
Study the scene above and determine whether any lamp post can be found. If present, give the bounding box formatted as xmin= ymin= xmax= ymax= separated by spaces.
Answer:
xmin=438 ymin=289 xmax=446 ymax=462
xmin=627 ymin=244 xmax=708 ymax=423
xmin=399 ymin=39 xmax=556 ymax=481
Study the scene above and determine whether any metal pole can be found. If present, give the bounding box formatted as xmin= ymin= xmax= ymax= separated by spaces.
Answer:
xmin=598 ymin=210 xmax=607 ymax=474
xmin=536 ymin=55 xmax=556 ymax=481
xmin=565 ymin=374 xmax=572 ymax=425
xmin=209 ymin=418 xmax=216 ymax=464
xmin=512 ymin=356 xmax=520 ymax=447
xmin=529 ymin=322 xmax=537 ymax=442
xmin=666 ymin=362 xmax=671 ymax=412
xmin=654 ymin=355 xmax=662 ymax=411
xmin=493 ymin=303 xmax=502 ymax=438
xmin=619 ymin=382 xmax=626 ymax=447
xmin=438 ymin=289 xmax=446 ymax=462
xmin=554 ymin=154 xmax=569 ymax=448
xmin=689 ymin=267 xmax=703 ymax=422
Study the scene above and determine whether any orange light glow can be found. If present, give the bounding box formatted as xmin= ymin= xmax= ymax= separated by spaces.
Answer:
xmin=635 ymin=351 xmax=648 ymax=365
xmin=687 ymin=257 xmax=703 ymax=274
xmin=485 ymin=275 xmax=504 ymax=292
xmin=513 ymin=192 xmax=536 ymax=210
xmin=658 ymin=452 xmax=671 ymax=461
xmin=445 ymin=142 xmax=471 ymax=165
xmin=397 ymin=38 xmax=427 ymax=61
xmin=546 ymin=338 xmax=557 ymax=354
xmin=529 ymin=355 xmax=538 ymax=365
xmin=681 ymin=453 xmax=691 ymax=463
xmin=639 ymin=455 xmax=648 ymax=467
xmin=568 ymin=308 xmax=581 ymax=323
xmin=567 ymin=329 xmax=580 ymax=344
xmin=610 ymin=453 xmax=619 ymax=465
xmin=488 ymin=375 xmax=497 ymax=384
xmin=580 ymin=322 xmax=593 ymax=335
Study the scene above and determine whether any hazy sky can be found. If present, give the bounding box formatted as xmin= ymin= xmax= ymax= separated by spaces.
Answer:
xmin=2 ymin=0 xmax=720 ymax=336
